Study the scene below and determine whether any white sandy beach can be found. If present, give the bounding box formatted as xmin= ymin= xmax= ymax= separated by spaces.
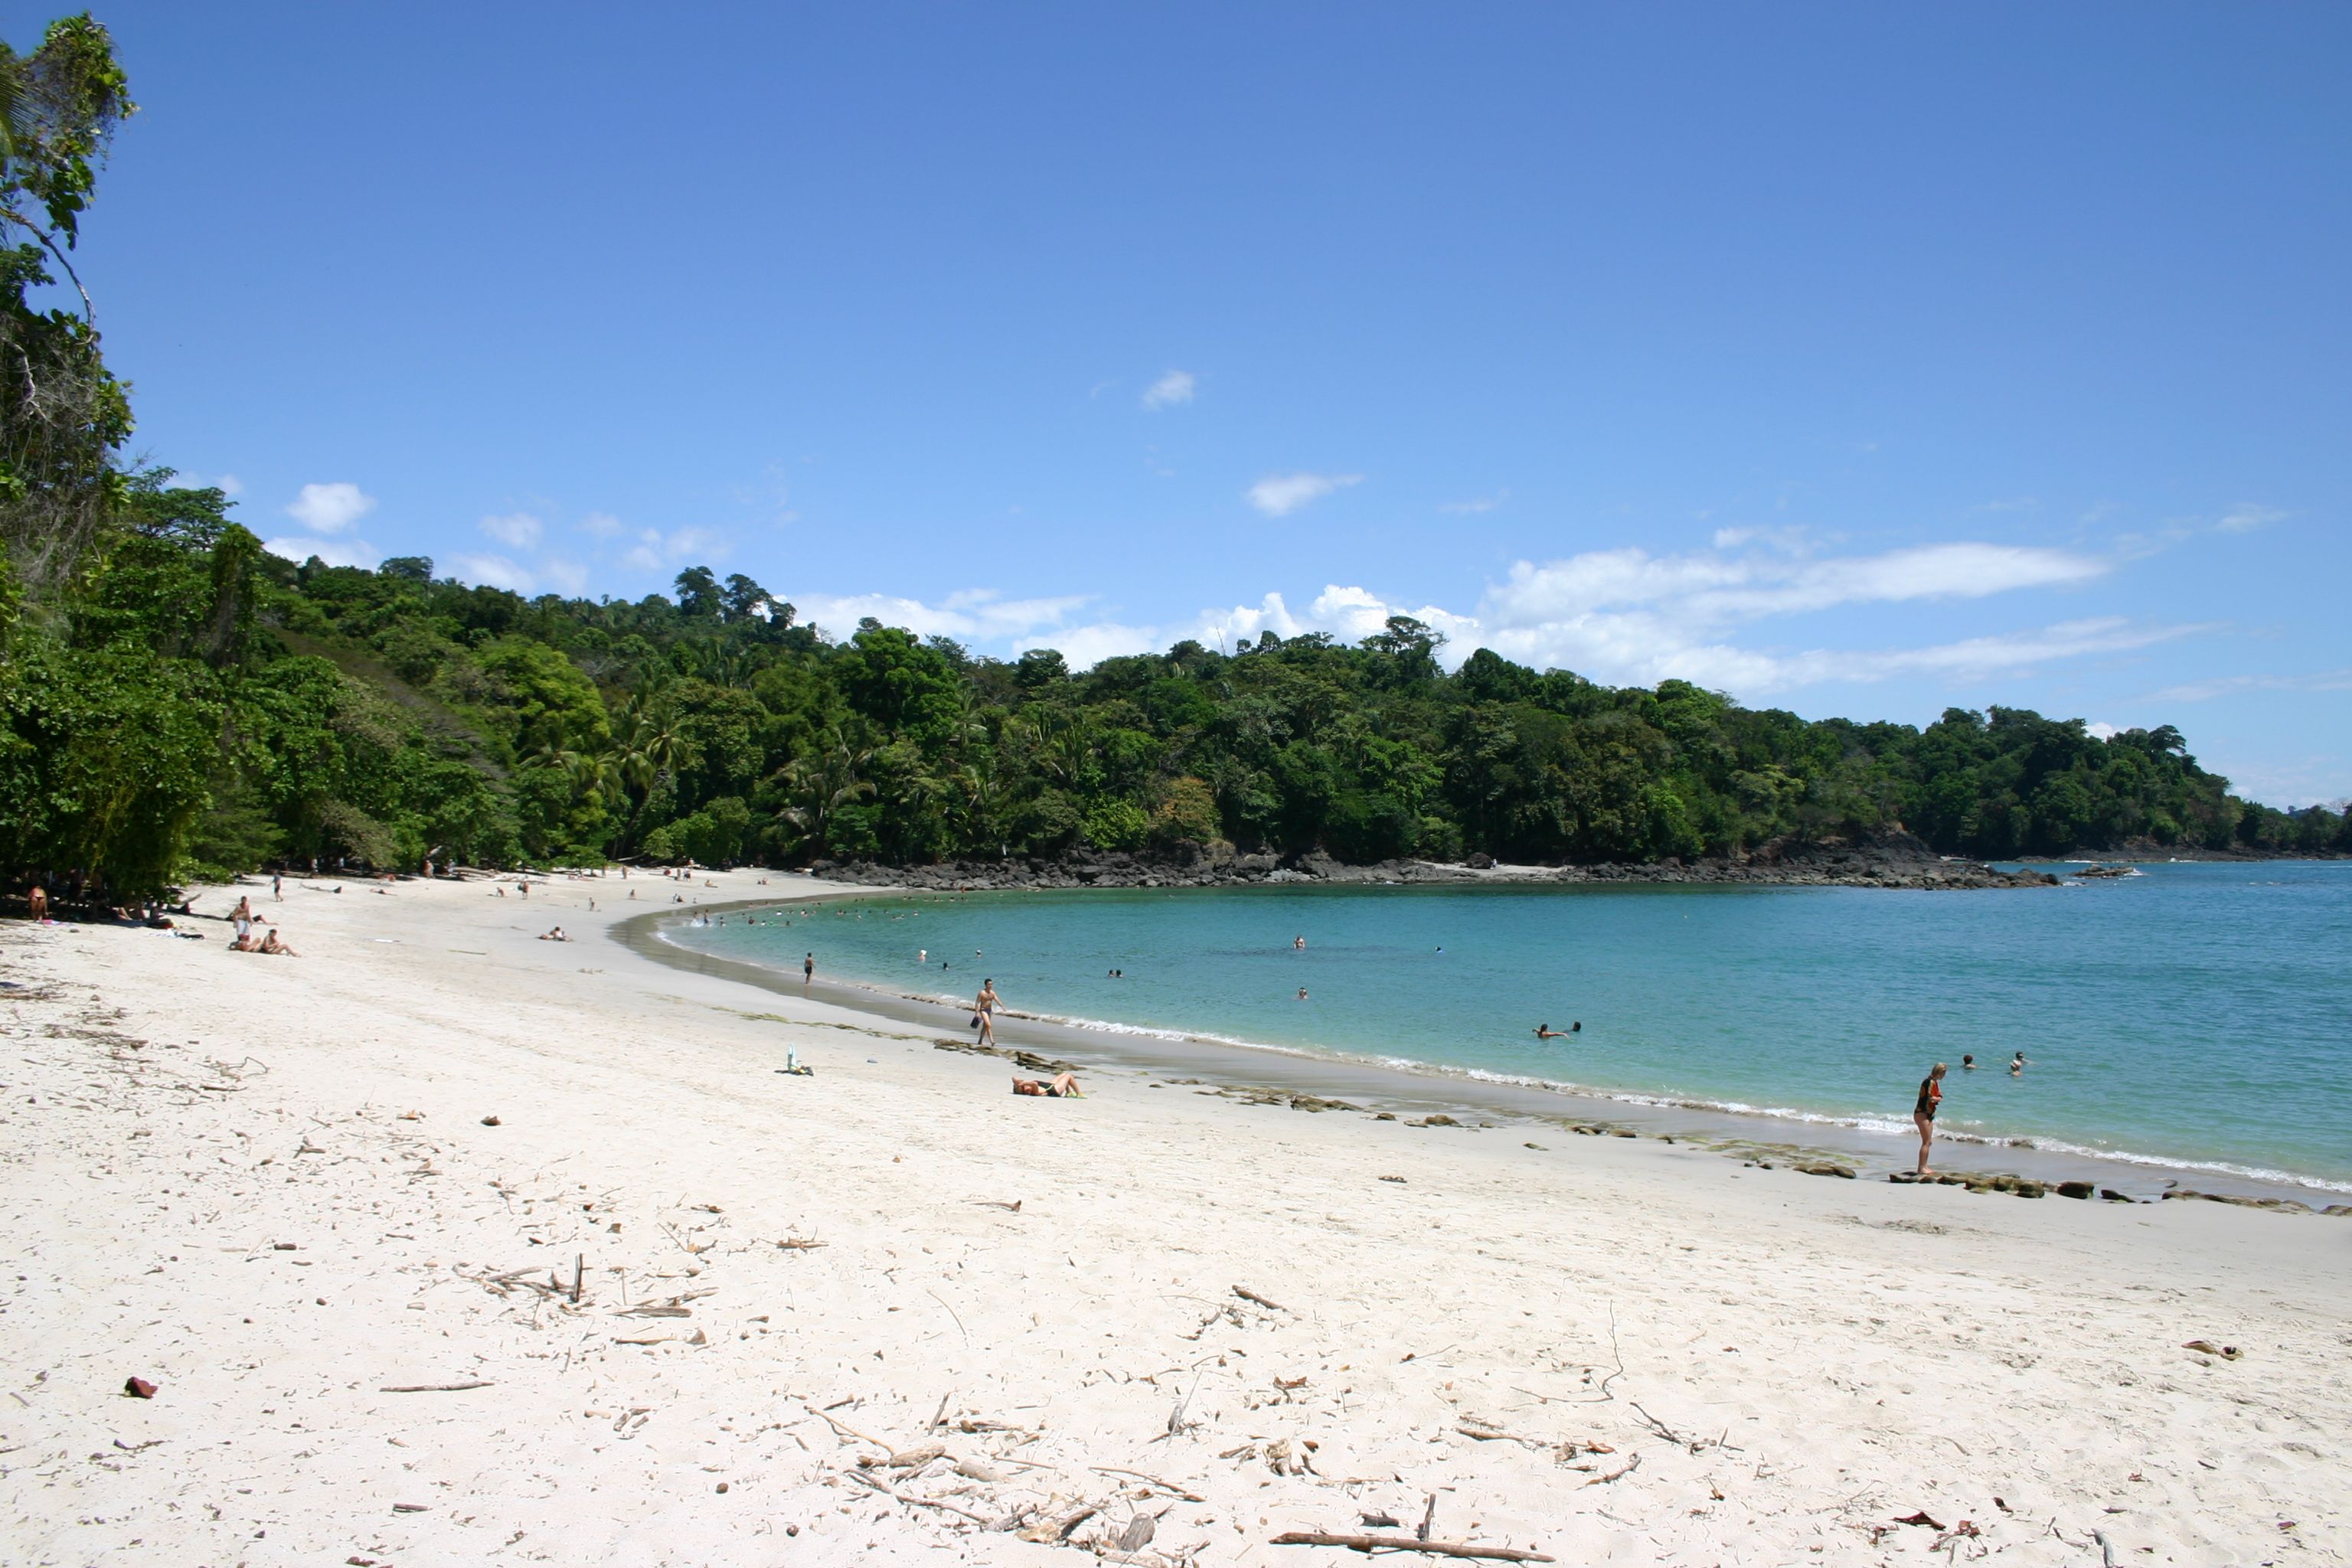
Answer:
xmin=2 ymin=870 xmax=2345 ymax=1566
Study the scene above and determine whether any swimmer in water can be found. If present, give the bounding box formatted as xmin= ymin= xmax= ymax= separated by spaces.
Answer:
xmin=1534 ymin=1024 xmax=1566 ymax=1039
xmin=1296 ymin=987 xmax=1308 ymax=1001
xmin=1962 ymin=1054 xmax=1976 ymax=1070
xmin=2010 ymin=1051 xmax=2028 ymax=1076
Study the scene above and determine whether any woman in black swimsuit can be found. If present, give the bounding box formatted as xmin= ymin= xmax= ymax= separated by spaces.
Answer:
xmin=1913 ymin=1062 xmax=1947 ymax=1176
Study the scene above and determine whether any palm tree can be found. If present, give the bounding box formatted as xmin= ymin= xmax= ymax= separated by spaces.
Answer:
xmin=607 ymin=700 xmax=684 ymax=854
xmin=774 ymin=725 xmax=876 ymax=857
xmin=956 ymin=757 xmax=1008 ymax=859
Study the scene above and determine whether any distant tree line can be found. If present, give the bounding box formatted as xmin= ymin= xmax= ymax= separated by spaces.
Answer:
xmin=3 ymin=15 xmax=2344 ymax=899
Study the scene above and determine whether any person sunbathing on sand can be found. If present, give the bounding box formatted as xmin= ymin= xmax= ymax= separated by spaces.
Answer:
xmin=1012 ymin=1073 xmax=1083 ymax=1098
xmin=257 ymin=929 xmax=298 ymax=956
xmin=539 ymin=926 xmax=571 ymax=942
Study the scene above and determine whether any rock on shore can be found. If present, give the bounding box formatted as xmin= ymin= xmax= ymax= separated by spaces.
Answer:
xmin=811 ymin=828 xmax=2059 ymax=893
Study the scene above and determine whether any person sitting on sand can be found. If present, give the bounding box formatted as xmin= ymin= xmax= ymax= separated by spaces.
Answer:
xmin=1913 ymin=1061 xmax=1946 ymax=1176
xmin=257 ymin=928 xmax=298 ymax=956
xmin=540 ymin=926 xmax=570 ymax=942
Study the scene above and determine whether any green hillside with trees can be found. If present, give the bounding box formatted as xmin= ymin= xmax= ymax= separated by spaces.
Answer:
xmin=4 ymin=16 xmax=2344 ymax=900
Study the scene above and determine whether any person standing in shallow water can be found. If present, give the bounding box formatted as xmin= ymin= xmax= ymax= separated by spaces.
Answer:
xmin=1913 ymin=1062 xmax=1947 ymax=1175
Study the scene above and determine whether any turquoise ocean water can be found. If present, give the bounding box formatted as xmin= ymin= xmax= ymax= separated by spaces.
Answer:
xmin=667 ymin=862 xmax=2352 ymax=1193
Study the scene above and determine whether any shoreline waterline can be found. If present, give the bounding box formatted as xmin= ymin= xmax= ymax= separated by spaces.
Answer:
xmin=616 ymin=894 xmax=2347 ymax=1204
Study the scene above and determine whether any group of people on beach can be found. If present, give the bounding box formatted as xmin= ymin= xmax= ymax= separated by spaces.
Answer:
xmin=1913 ymin=1051 xmax=2030 ymax=1174
xmin=225 ymin=896 xmax=297 ymax=956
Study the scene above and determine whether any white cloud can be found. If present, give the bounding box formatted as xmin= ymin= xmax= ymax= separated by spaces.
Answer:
xmin=480 ymin=511 xmax=544 ymax=549
xmin=755 ymin=531 xmax=2194 ymax=697
xmin=2150 ymin=668 xmax=2352 ymax=704
xmin=261 ymin=535 xmax=379 ymax=570
xmin=622 ymin=526 xmax=725 ymax=574
xmin=1140 ymin=370 xmax=1196 ymax=410
xmin=448 ymin=554 xmax=534 ymax=593
xmin=2216 ymin=503 xmax=2286 ymax=534
xmin=801 ymin=587 xmax=1093 ymax=644
xmin=1247 ymin=472 xmax=1362 ymax=517
xmin=2086 ymin=722 xmax=2122 ymax=740
xmin=284 ymin=482 xmax=375 ymax=534
xmin=1018 ymin=622 xmax=1160 ymax=668
xmin=540 ymin=557 xmax=590 ymax=596
xmin=216 ymin=473 xmax=243 ymax=498
xmin=580 ymin=511 xmax=623 ymax=538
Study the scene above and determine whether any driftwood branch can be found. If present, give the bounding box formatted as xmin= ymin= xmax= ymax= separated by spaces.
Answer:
xmin=1234 ymin=1285 xmax=1286 ymax=1312
xmin=380 ymin=1381 xmax=494 ymax=1393
xmin=1584 ymin=1452 xmax=1642 ymax=1486
xmin=1272 ymin=1533 xmax=1555 ymax=1563
xmin=844 ymin=1466 xmax=996 ymax=1526
xmin=1089 ymin=1465 xmax=1207 ymax=1501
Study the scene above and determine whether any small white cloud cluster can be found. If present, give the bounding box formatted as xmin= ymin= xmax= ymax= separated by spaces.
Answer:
xmin=1140 ymin=369 xmax=1196 ymax=410
xmin=263 ymin=481 xmax=380 ymax=568
xmin=1246 ymin=472 xmax=1361 ymax=517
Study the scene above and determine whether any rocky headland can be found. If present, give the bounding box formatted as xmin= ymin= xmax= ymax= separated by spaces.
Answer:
xmin=811 ymin=828 xmax=2060 ymax=893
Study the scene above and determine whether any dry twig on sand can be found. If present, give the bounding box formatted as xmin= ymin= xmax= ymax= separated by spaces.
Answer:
xmin=1583 ymin=1452 xmax=1642 ymax=1486
xmin=844 ymin=1466 xmax=995 ymax=1527
xmin=1270 ymin=1532 xmax=1555 ymax=1562
xmin=1089 ymin=1466 xmax=1207 ymax=1501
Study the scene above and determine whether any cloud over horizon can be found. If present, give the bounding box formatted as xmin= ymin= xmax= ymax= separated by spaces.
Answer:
xmin=1247 ymin=472 xmax=1361 ymax=517
xmin=800 ymin=535 xmax=2194 ymax=701
xmin=1140 ymin=369 xmax=1196 ymax=410
xmin=284 ymin=482 xmax=375 ymax=534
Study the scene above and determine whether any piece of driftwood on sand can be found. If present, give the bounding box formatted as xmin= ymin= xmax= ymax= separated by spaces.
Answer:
xmin=1270 ymin=1531 xmax=1556 ymax=1562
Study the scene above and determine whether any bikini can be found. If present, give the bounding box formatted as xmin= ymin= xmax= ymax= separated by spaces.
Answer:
xmin=1916 ymin=1078 xmax=1941 ymax=1120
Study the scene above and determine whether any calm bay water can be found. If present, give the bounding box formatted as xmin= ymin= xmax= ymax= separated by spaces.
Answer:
xmin=669 ymin=862 xmax=2352 ymax=1192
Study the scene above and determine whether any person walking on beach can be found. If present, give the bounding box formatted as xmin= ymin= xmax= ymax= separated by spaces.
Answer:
xmin=1913 ymin=1062 xmax=1946 ymax=1175
xmin=802 ymin=952 xmax=815 ymax=986
xmin=975 ymin=978 xmax=1001 ymax=1044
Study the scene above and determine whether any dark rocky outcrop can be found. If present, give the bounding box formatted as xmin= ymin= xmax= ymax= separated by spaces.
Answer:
xmin=809 ymin=828 xmax=2058 ymax=893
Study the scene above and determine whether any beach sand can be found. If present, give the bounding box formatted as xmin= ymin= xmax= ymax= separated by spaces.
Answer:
xmin=2 ymin=871 xmax=2344 ymax=1566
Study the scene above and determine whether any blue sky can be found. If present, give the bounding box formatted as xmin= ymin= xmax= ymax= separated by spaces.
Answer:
xmin=56 ymin=3 xmax=2352 ymax=804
